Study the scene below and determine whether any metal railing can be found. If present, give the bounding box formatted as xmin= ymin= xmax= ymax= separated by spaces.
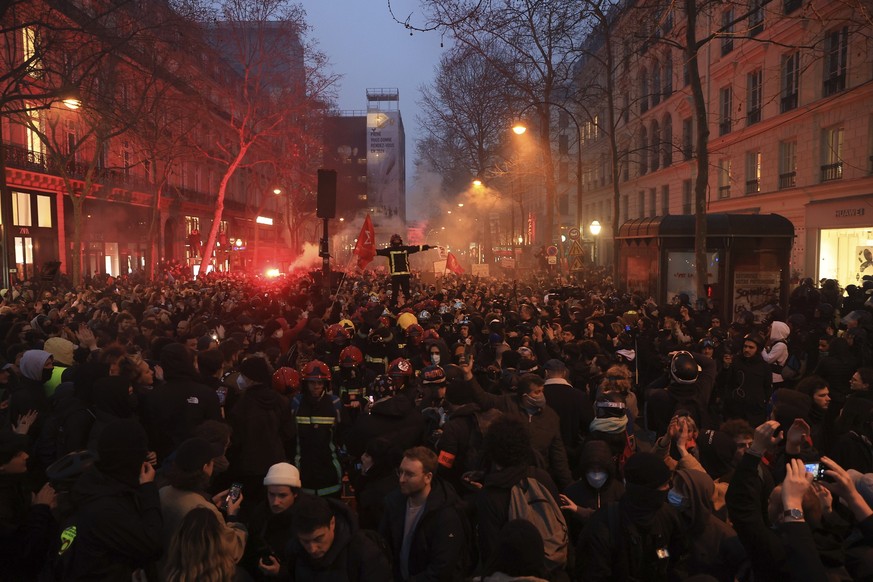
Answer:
xmin=778 ymin=171 xmax=796 ymax=189
xmin=820 ymin=162 xmax=843 ymax=182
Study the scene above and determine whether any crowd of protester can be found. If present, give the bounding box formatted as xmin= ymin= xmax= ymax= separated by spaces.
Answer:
xmin=0 ymin=264 xmax=873 ymax=581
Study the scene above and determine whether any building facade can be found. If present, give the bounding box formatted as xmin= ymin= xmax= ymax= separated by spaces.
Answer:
xmin=575 ymin=0 xmax=873 ymax=284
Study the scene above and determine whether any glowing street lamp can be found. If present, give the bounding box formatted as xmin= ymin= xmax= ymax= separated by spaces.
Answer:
xmin=590 ymin=220 xmax=601 ymax=265
xmin=512 ymin=123 xmax=527 ymax=135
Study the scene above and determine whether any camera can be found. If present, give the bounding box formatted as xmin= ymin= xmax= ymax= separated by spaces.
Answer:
xmin=804 ymin=462 xmax=825 ymax=481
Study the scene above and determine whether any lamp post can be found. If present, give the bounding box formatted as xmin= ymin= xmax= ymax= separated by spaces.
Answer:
xmin=472 ymin=179 xmax=494 ymax=266
xmin=512 ymin=101 xmax=583 ymax=243
xmin=589 ymin=220 xmax=601 ymax=265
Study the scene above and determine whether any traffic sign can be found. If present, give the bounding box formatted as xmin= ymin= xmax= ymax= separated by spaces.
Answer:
xmin=567 ymin=240 xmax=585 ymax=257
xmin=570 ymin=256 xmax=584 ymax=271
xmin=568 ymin=227 xmax=580 ymax=240
xmin=546 ymin=245 xmax=559 ymax=257
xmin=547 ymin=256 xmax=557 ymax=265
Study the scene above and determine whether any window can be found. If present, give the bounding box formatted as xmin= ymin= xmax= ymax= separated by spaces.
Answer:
xmin=12 ymin=192 xmax=32 ymax=226
xmin=778 ymin=141 xmax=797 ymax=189
xmin=652 ymin=62 xmax=661 ymax=106
xmin=663 ymin=115 xmax=673 ymax=167
xmin=721 ymin=9 xmax=734 ymax=56
xmin=682 ymin=118 xmax=693 ymax=160
xmin=651 ymin=120 xmax=660 ymax=171
xmin=25 ymin=106 xmax=44 ymax=158
xmin=622 ymin=147 xmax=630 ymax=181
xmin=749 ymin=0 xmax=765 ymax=37
xmin=781 ymin=52 xmax=800 ymax=112
xmin=37 ymin=195 xmax=52 ymax=228
xmin=663 ymin=56 xmax=673 ymax=97
xmin=559 ymin=161 xmax=569 ymax=184
xmin=745 ymin=151 xmax=762 ymax=194
xmin=640 ymin=68 xmax=649 ymax=113
xmin=682 ymin=180 xmax=692 ymax=214
xmin=65 ymin=120 xmax=77 ymax=160
xmin=649 ymin=188 xmax=657 ymax=216
xmin=622 ymin=195 xmax=629 ymax=221
xmin=747 ymin=69 xmax=762 ymax=125
xmin=661 ymin=185 xmax=670 ymax=215
xmin=22 ymin=27 xmax=42 ymax=77
xmin=821 ymin=126 xmax=843 ymax=181
xmin=823 ymin=27 xmax=848 ymax=97
xmin=719 ymin=87 xmax=732 ymax=136
xmin=638 ymin=191 xmax=645 ymax=218
xmin=639 ymin=127 xmax=649 ymax=175
xmin=122 ymin=141 xmax=131 ymax=176
xmin=718 ymin=159 xmax=732 ymax=198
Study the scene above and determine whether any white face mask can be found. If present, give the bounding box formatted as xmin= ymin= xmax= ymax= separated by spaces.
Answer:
xmin=273 ymin=329 xmax=284 ymax=339
xmin=431 ymin=354 xmax=441 ymax=365
xmin=586 ymin=470 xmax=608 ymax=489
xmin=237 ymin=375 xmax=252 ymax=391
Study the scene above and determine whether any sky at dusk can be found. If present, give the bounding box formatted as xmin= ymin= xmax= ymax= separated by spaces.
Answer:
xmin=301 ymin=0 xmax=448 ymax=216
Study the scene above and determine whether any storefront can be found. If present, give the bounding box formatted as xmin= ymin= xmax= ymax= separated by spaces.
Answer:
xmin=65 ymin=198 xmax=149 ymax=279
xmin=805 ymin=196 xmax=873 ymax=284
xmin=617 ymin=214 xmax=795 ymax=322
xmin=4 ymin=190 xmax=60 ymax=283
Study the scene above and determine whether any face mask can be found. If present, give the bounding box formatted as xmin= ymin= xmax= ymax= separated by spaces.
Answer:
xmin=236 ymin=375 xmax=252 ymax=391
xmin=431 ymin=354 xmax=441 ymax=365
xmin=273 ymin=329 xmax=283 ymax=339
xmin=586 ymin=471 xmax=608 ymax=489
xmin=523 ymin=393 xmax=546 ymax=411
xmin=667 ymin=489 xmax=690 ymax=510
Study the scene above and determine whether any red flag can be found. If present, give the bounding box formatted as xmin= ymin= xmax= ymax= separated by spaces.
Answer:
xmin=353 ymin=214 xmax=376 ymax=269
xmin=446 ymin=252 xmax=464 ymax=275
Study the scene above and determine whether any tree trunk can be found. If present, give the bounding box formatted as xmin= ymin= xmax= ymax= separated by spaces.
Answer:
xmin=600 ymin=12 xmax=622 ymax=284
xmin=539 ymin=108 xmax=557 ymax=248
xmin=686 ymin=0 xmax=710 ymax=300
xmin=198 ymin=147 xmax=247 ymax=277
xmin=70 ymin=196 xmax=84 ymax=286
xmin=146 ymin=175 xmax=165 ymax=281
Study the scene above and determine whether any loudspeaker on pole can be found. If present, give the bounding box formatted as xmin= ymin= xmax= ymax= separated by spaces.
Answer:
xmin=316 ymin=169 xmax=337 ymax=219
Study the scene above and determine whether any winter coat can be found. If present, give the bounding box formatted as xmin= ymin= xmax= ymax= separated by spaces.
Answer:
xmin=158 ymin=485 xmax=247 ymax=559
xmin=228 ymin=383 xmax=295 ymax=477
xmin=8 ymin=350 xmax=52 ymax=434
xmin=52 ymin=467 xmax=163 ymax=580
xmin=380 ymin=477 xmax=469 ymax=582
xmin=143 ymin=344 xmax=221 ymax=462
xmin=291 ymin=391 xmax=344 ymax=495
xmin=287 ymin=497 xmax=392 ymax=582
xmin=721 ymin=352 xmax=772 ymax=425
xmin=468 ymin=378 xmax=573 ymax=489
xmin=242 ymin=500 xmax=295 ymax=581
xmin=474 ymin=464 xmax=559 ymax=568
xmin=761 ymin=322 xmax=790 ymax=384
xmin=344 ymin=394 xmax=425 ymax=459
xmin=543 ymin=377 xmax=592 ymax=459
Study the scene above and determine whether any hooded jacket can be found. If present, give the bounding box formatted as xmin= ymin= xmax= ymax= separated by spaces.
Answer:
xmin=562 ymin=440 xmax=625 ymax=520
xmin=8 ymin=350 xmax=52 ymax=431
xmin=344 ymin=394 xmax=426 ymax=459
xmin=380 ymin=477 xmax=469 ymax=582
xmin=672 ymin=469 xmax=744 ymax=581
xmin=53 ymin=467 xmax=163 ymax=580
xmin=762 ymin=322 xmax=790 ymax=384
xmin=287 ymin=497 xmax=392 ymax=581
xmin=228 ymin=381 xmax=295 ymax=476
xmin=143 ymin=343 xmax=221 ymax=461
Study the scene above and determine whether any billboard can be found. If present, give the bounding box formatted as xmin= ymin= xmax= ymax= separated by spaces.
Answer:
xmin=367 ymin=111 xmax=404 ymax=216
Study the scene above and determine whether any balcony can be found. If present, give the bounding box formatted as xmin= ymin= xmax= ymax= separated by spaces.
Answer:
xmin=820 ymin=162 xmax=843 ymax=182
xmin=778 ymin=171 xmax=796 ymax=189
xmin=780 ymin=93 xmax=798 ymax=113
xmin=745 ymin=179 xmax=760 ymax=194
xmin=747 ymin=108 xmax=761 ymax=125
xmin=718 ymin=185 xmax=731 ymax=199
xmin=823 ymin=74 xmax=846 ymax=97
xmin=5 ymin=145 xmax=49 ymax=172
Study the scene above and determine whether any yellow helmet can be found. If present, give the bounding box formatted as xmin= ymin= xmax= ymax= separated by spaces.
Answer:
xmin=338 ymin=318 xmax=356 ymax=334
xmin=397 ymin=312 xmax=418 ymax=331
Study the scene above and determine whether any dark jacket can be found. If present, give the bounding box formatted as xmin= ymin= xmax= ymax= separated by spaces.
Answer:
xmin=379 ymin=477 xmax=468 ymax=582
xmin=543 ymin=377 xmax=593 ymax=459
xmin=51 ymin=467 xmax=163 ymax=580
xmin=725 ymin=451 xmax=829 ymax=580
xmin=287 ymin=497 xmax=391 ymax=582
xmin=474 ymin=464 xmax=559 ymax=568
xmin=143 ymin=345 xmax=221 ymax=462
xmin=229 ymin=383 xmax=295 ymax=476
xmin=242 ymin=500 xmax=296 ymax=581
xmin=350 ymin=462 xmax=398 ymax=531
xmin=468 ymin=378 xmax=573 ymax=489
xmin=344 ymin=395 xmax=425 ymax=459
xmin=722 ymin=352 xmax=772 ymax=426
xmin=291 ymin=391 xmax=344 ymax=495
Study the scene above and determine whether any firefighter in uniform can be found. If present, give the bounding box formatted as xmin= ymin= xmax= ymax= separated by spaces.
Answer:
xmin=376 ymin=234 xmax=431 ymax=305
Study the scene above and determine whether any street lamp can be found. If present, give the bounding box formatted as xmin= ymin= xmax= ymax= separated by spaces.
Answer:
xmin=471 ymin=178 xmax=494 ymax=265
xmin=590 ymin=220 xmax=601 ymax=265
xmin=512 ymin=102 xmax=584 ymax=245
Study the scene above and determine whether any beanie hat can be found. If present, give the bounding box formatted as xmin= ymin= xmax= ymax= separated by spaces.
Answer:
xmin=697 ymin=430 xmax=737 ymax=479
xmin=96 ymin=419 xmax=148 ymax=488
xmin=623 ymin=452 xmax=671 ymax=489
xmin=421 ymin=365 xmax=446 ymax=385
xmin=174 ymin=438 xmax=217 ymax=472
xmin=44 ymin=337 xmax=75 ymax=367
xmin=263 ymin=462 xmax=302 ymax=488
xmin=239 ymin=356 xmax=273 ymax=386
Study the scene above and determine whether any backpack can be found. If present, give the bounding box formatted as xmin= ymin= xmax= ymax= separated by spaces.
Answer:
xmin=507 ymin=476 xmax=569 ymax=573
xmin=770 ymin=340 xmax=807 ymax=381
